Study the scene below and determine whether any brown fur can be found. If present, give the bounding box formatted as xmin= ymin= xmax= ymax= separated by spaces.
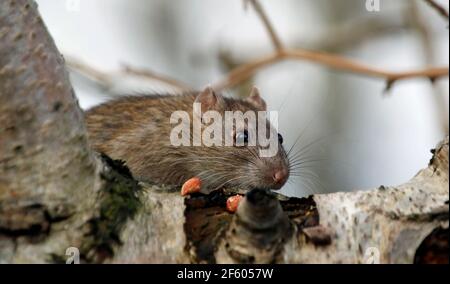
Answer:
xmin=85 ymin=91 xmax=290 ymax=193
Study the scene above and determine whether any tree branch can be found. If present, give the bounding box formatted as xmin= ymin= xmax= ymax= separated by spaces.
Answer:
xmin=423 ymin=0 xmax=449 ymax=20
xmin=245 ymin=0 xmax=283 ymax=51
xmin=409 ymin=0 xmax=449 ymax=133
xmin=66 ymin=57 xmax=194 ymax=94
xmin=0 ymin=0 xmax=97 ymax=231
xmin=120 ymin=63 xmax=194 ymax=91
xmin=213 ymin=48 xmax=449 ymax=91
xmin=109 ymin=137 xmax=450 ymax=264
xmin=0 ymin=0 xmax=140 ymax=264
xmin=213 ymin=0 xmax=449 ymax=91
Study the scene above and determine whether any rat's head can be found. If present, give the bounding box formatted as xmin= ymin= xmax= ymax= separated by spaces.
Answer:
xmin=189 ymin=87 xmax=290 ymax=191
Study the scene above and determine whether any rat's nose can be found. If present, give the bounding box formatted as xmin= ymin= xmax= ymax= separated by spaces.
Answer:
xmin=272 ymin=169 xmax=288 ymax=187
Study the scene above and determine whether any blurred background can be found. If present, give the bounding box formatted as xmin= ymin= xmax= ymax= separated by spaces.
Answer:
xmin=35 ymin=0 xmax=449 ymax=197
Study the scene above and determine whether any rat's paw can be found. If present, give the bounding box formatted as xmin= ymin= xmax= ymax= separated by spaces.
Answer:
xmin=181 ymin=177 xmax=202 ymax=196
xmin=226 ymin=195 xmax=243 ymax=213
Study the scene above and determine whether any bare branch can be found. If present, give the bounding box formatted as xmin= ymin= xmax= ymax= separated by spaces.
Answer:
xmin=214 ymin=0 xmax=449 ymax=92
xmin=66 ymin=56 xmax=113 ymax=85
xmin=245 ymin=0 xmax=283 ymax=51
xmin=409 ymin=0 xmax=449 ymax=133
xmin=423 ymin=0 xmax=449 ymax=20
xmin=66 ymin=57 xmax=194 ymax=93
xmin=120 ymin=63 xmax=194 ymax=91
xmin=213 ymin=48 xmax=449 ymax=91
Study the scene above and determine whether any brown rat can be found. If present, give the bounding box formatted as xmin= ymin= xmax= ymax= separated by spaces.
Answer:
xmin=85 ymin=87 xmax=290 ymax=193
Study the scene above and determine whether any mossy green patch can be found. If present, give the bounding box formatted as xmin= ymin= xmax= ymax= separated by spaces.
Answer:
xmin=82 ymin=154 xmax=142 ymax=262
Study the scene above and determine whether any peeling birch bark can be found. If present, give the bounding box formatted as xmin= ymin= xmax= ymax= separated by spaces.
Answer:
xmin=281 ymin=137 xmax=449 ymax=264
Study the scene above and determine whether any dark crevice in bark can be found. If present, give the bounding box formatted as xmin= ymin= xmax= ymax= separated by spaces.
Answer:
xmin=0 ymin=203 xmax=73 ymax=241
xmin=184 ymin=188 xmax=320 ymax=263
xmin=280 ymin=195 xmax=319 ymax=231
xmin=184 ymin=190 xmax=234 ymax=263
xmin=0 ymin=223 xmax=48 ymax=239
xmin=414 ymin=227 xmax=449 ymax=264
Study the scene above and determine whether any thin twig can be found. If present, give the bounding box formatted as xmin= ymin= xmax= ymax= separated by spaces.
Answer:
xmin=423 ymin=0 xmax=449 ymax=20
xmin=218 ymin=12 xmax=413 ymax=65
xmin=120 ymin=64 xmax=194 ymax=91
xmin=213 ymin=0 xmax=449 ymax=91
xmin=410 ymin=1 xmax=449 ymax=133
xmin=66 ymin=57 xmax=112 ymax=85
xmin=213 ymin=48 xmax=449 ymax=91
xmin=245 ymin=0 xmax=283 ymax=51
xmin=66 ymin=57 xmax=193 ymax=92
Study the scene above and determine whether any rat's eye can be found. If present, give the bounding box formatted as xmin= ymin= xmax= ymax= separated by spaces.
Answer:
xmin=235 ymin=130 xmax=249 ymax=145
xmin=278 ymin=133 xmax=283 ymax=145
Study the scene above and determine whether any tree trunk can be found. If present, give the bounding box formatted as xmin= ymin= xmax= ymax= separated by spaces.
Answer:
xmin=0 ymin=0 xmax=448 ymax=264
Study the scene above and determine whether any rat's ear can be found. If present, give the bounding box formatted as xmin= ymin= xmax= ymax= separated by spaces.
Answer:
xmin=246 ymin=86 xmax=267 ymax=111
xmin=195 ymin=86 xmax=225 ymax=112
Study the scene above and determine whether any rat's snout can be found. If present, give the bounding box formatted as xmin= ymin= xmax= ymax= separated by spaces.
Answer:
xmin=271 ymin=168 xmax=289 ymax=189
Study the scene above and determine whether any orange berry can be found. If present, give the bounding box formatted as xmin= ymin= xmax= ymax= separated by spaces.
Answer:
xmin=181 ymin=177 xmax=202 ymax=196
xmin=226 ymin=195 xmax=243 ymax=213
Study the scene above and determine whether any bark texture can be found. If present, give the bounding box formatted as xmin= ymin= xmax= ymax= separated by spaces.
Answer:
xmin=0 ymin=0 xmax=96 ymax=228
xmin=0 ymin=0 xmax=448 ymax=264
xmin=1 ymin=0 xmax=98 ymax=263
